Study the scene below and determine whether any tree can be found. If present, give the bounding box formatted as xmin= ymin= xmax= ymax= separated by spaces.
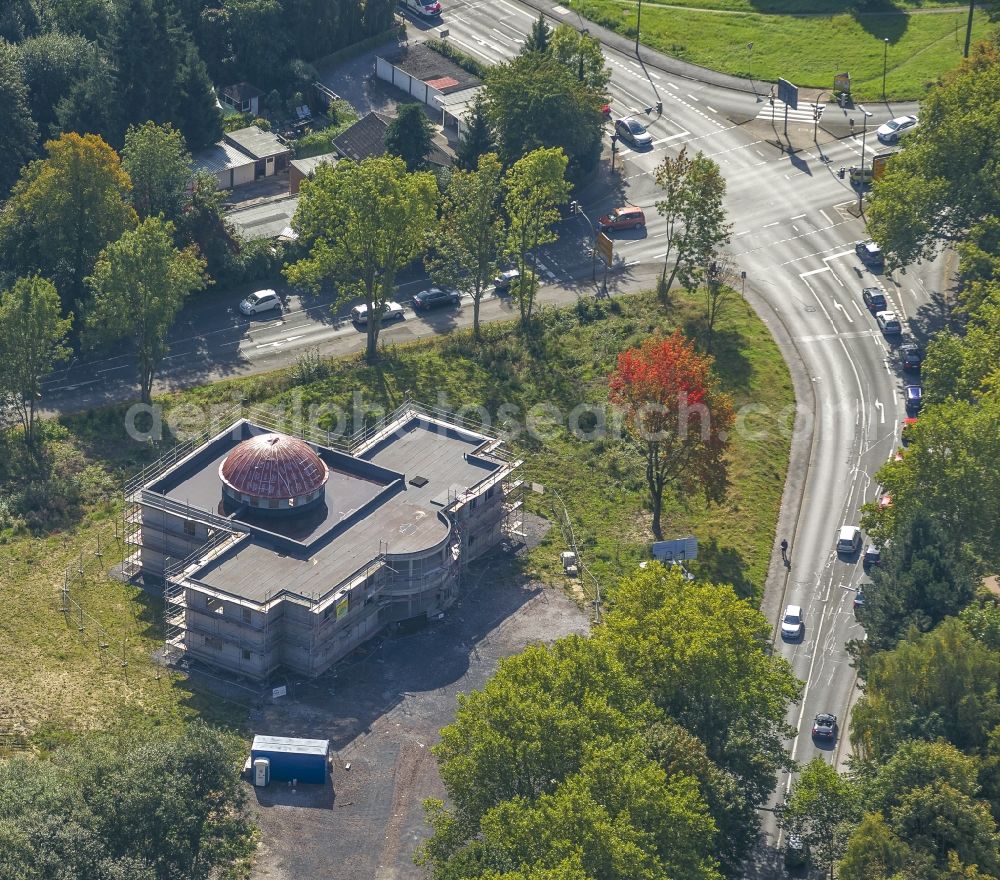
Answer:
xmin=503 ymin=147 xmax=571 ymax=329
xmin=286 ymin=157 xmax=439 ymax=362
xmin=0 ymin=132 xmax=136 ymax=314
xmin=85 ymin=217 xmax=207 ymax=403
xmin=122 ymin=122 xmax=192 ymax=222
xmin=0 ymin=276 xmax=72 ymax=445
xmin=779 ymin=759 xmax=861 ymax=875
xmin=608 ymin=331 xmax=735 ymax=538
xmin=548 ymin=24 xmax=611 ymax=92
xmin=838 ymin=813 xmax=910 ymax=880
xmin=598 ymin=566 xmax=800 ymax=807
xmin=427 ymin=152 xmax=506 ymax=339
xmin=177 ymin=170 xmax=238 ymax=278
xmin=0 ymin=39 xmax=39 ymax=195
xmin=851 ymin=618 xmax=1000 ymax=762
xmin=866 ymin=740 xmax=982 ymax=815
xmin=653 ymin=148 xmax=731 ymax=298
xmin=485 ymin=53 xmax=605 ymax=178
xmin=867 ymin=41 xmax=1000 ymax=269
xmin=521 ymin=12 xmax=550 ymax=53
xmin=455 ymin=92 xmax=495 ymax=171
xmin=702 ymin=252 xmax=740 ymax=353
xmin=384 ymin=103 xmax=433 ymax=171
xmin=857 ymin=511 xmax=978 ymax=654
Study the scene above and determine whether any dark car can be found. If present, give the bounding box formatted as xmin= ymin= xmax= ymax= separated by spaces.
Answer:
xmin=614 ymin=116 xmax=653 ymax=148
xmin=784 ymin=835 xmax=809 ymax=871
xmin=811 ymin=713 xmax=838 ymax=740
xmin=856 ymin=240 xmax=885 ymax=268
xmin=854 ymin=589 xmax=866 ymax=612
xmin=905 ymin=384 xmax=923 ymax=414
xmin=412 ymin=287 xmax=460 ymax=310
xmin=862 ymin=287 xmax=887 ymax=311
xmin=899 ymin=342 xmax=924 ymax=370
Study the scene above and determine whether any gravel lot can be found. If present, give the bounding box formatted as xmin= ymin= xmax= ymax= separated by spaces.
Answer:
xmin=248 ymin=552 xmax=590 ymax=880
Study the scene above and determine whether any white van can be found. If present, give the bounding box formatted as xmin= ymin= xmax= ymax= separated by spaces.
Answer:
xmin=836 ymin=526 xmax=862 ymax=555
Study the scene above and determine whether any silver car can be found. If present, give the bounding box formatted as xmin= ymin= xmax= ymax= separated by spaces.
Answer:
xmin=876 ymin=114 xmax=918 ymax=145
xmin=239 ymin=289 xmax=281 ymax=316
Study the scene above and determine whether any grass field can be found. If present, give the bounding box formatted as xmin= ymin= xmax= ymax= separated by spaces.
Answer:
xmin=569 ymin=0 xmax=991 ymax=100
xmin=0 ymin=288 xmax=793 ymax=743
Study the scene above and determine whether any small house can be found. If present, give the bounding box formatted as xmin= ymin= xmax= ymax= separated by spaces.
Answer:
xmin=220 ymin=82 xmax=264 ymax=117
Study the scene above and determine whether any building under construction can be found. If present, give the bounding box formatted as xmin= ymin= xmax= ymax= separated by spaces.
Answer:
xmin=122 ymin=402 xmax=523 ymax=681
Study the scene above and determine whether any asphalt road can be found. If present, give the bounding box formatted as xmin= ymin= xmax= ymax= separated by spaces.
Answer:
xmin=38 ymin=1 xmax=949 ymax=863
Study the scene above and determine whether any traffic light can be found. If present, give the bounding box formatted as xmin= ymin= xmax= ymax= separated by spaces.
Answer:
xmin=656 ymin=101 xmax=662 ymax=115
xmin=569 ymin=200 xmax=579 ymax=214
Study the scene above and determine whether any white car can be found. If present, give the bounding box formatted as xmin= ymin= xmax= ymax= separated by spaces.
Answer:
xmin=239 ymin=289 xmax=281 ymax=316
xmin=836 ymin=525 xmax=862 ymax=555
xmin=876 ymin=310 xmax=902 ymax=335
xmin=876 ymin=114 xmax=918 ymax=145
xmin=350 ymin=300 xmax=405 ymax=325
xmin=781 ymin=604 xmax=804 ymax=640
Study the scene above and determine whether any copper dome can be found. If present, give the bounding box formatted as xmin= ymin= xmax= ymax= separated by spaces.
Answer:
xmin=220 ymin=433 xmax=329 ymax=501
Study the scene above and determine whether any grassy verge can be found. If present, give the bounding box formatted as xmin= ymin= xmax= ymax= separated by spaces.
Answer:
xmin=569 ymin=0 xmax=990 ymax=100
xmin=0 ymin=288 xmax=792 ymax=742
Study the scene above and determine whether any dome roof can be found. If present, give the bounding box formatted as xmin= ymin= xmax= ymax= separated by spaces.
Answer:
xmin=220 ymin=433 xmax=329 ymax=500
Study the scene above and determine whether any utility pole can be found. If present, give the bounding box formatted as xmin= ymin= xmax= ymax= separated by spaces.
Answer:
xmin=963 ymin=0 xmax=975 ymax=57
xmin=882 ymin=38 xmax=889 ymax=100
xmin=857 ymin=105 xmax=873 ymax=213
xmin=635 ymin=0 xmax=642 ymax=54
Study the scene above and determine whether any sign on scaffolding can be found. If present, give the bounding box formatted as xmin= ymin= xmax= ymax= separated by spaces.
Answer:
xmin=651 ymin=536 xmax=699 ymax=562
xmin=596 ymin=232 xmax=613 ymax=267
xmin=777 ymin=78 xmax=798 ymax=111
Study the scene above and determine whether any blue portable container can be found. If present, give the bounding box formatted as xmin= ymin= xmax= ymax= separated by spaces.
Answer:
xmin=250 ymin=735 xmax=330 ymax=784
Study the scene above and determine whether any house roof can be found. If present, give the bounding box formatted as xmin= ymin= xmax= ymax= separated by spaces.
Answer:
xmin=290 ymin=152 xmax=337 ymax=177
xmin=224 ymin=125 xmax=290 ymax=160
xmin=191 ymin=140 xmax=257 ymax=176
xmin=222 ymin=81 xmax=264 ymax=102
xmin=331 ymin=112 xmax=452 ymax=167
xmin=380 ymin=43 xmax=481 ymax=95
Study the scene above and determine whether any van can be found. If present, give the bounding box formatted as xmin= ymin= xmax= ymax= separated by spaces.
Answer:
xmin=836 ymin=526 xmax=862 ymax=555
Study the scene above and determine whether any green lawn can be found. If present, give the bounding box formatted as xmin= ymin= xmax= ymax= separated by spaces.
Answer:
xmin=0 ymin=288 xmax=792 ymax=742
xmin=569 ymin=0 xmax=991 ymax=100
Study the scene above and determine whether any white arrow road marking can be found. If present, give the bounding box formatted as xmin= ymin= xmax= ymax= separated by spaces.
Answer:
xmin=875 ymin=400 xmax=885 ymax=424
xmin=833 ymin=301 xmax=854 ymax=322
xmin=256 ymin=335 xmax=304 ymax=349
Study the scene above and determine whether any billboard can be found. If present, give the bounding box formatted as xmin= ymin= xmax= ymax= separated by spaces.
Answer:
xmin=596 ymin=232 xmax=614 ymax=267
xmin=872 ymin=152 xmax=893 ymax=181
xmin=335 ymin=596 xmax=349 ymax=619
xmin=834 ymin=72 xmax=851 ymax=95
xmin=652 ymin=536 xmax=699 ymax=562
xmin=777 ymin=78 xmax=798 ymax=110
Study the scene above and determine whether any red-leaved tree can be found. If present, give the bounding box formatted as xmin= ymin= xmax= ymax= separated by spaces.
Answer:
xmin=609 ymin=330 xmax=735 ymax=538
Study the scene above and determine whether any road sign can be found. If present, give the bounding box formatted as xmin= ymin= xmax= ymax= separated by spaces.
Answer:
xmin=834 ymin=72 xmax=851 ymax=95
xmin=777 ymin=78 xmax=798 ymax=110
xmin=651 ymin=536 xmax=698 ymax=562
xmin=596 ymin=232 xmax=613 ymax=267
xmin=272 ymin=685 xmax=287 ymax=699
xmin=872 ymin=152 xmax=893 ymax=180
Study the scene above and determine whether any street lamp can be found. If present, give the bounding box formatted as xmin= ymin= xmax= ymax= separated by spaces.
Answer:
xmin=857 ymin=105 xmax=873 ymax=212
xmin=635 ymin=0 xmax=642 ymax=55
xmin=579 ymin=27 xmax=589 ymax=82
xmin=882 ymin=38 xmax=889 ymax=101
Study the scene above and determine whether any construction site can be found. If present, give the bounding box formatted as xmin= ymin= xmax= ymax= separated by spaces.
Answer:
xmin=120 ymin=400 xmax=524 ymax=683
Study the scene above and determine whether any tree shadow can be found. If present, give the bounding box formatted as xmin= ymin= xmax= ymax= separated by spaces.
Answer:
xmin=692 ymin=537 xmax=755 ymax=599
xmin=744 ymin=0 xmax=912 ymax=42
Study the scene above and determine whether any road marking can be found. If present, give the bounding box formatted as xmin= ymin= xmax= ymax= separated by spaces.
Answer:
xmin=706 ymin=105 xmax=718 ymax=113
xmin=735 ymin=230 xmax=751 ymax=237
xmin=666 ymin=82 xmax=679 ymax=90
xmin=687 ymin=94 xmax=699 ymax=101
xmin=800 ymin=266 xmax=831 ymax=278
xmin=875 ymin=400 xmax=885 ymax=424
xmin=852 ymin=300 xmax=863 ymax=315
xmin=792 ymin=225 xmax=799 ymax=232
xmin=256 ymin=335 xmax=304 ymax=349
xmin=762 ymin=220 xmax=780 ymax=228
xmin=552 ymin=4 xmax=569 ymax=12
xmin=650 ymin=72 xmax=661 ymax=80
xmin=818 ymin=209 xmax=833 ymax=225
xmin=790 ymin=213 xmax=807 ymax=220
xmin=834 ymin=301 xmax=854 ymax=323
xmin=448 ymin=35 xmax=495 ymax=61
xmin=824 ymin=249 xmax=856 ymax=262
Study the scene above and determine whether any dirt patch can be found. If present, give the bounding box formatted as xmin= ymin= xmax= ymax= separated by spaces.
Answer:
xmin=247 ymin=564 xmax=589 ymax=880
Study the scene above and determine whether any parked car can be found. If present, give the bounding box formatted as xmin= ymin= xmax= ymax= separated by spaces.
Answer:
xmin=879 ymin=492 xmax=893 ymax=509
xmin=876 ymin=310 xmax=902 ymax=335
xmin=876 ymin=114 xmax=918 ymax=145
xmin=350 ymin=301 xmax=405 ymax=325
xmin=398 ymin=0 xmax=442 ymax=18
xmin=856 ymin=240 xmax=885 ymax=268
xmin=494 ymin=268 xmax=521 ymax=294
xmin=811 ymin=712 xmax=838 ymax=740
xmin=862 ymin=287 xmax=887 ymax=311
xmin=837 ymin=525 xmax=862 ymax=555
xmin=780 ymin=604 xmax=804 ymax=641
xmin=899 ymin=341 xmax=923 ymax=370
xmin=598 ymin=205 xmax=646 ymax=232
xmin=412 ymin=287 xmax=460 ymax=310
xmin=905 ymin=383 xmax=923 ymax=414
xmin=239 ymin=289 xmax=282 ymax=316
xmin=901 ymin=416 xmax=918 ymax=445
xmin=863 ymin=543 xmax=881 ymax=568
xmin=853 ymin=589 xmax=866 ymax=612
xmin=614 ymin=116 xmax=653 ymax=148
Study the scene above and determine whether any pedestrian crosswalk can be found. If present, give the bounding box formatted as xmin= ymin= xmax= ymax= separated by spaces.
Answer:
xmin=756 ymin=100 xmax=825 ymax=124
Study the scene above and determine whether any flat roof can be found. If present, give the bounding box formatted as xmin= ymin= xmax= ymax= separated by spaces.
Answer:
xmin=147 ymin=416 xmax=504 ymax=604
xmin=227 ymin=196 xmax=299 ymax=241
xmin=380 ymin=43 xmax=481 ymax=94
xmin=252 ymin=735 xmax=329 ymax=755
xmin=192 ymin=140 xmax=256 ymax=175
xmin=225 ymin=126 xmax=290 ymax=160
xmin=290 ymin=153 xmax=336 ymax=176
